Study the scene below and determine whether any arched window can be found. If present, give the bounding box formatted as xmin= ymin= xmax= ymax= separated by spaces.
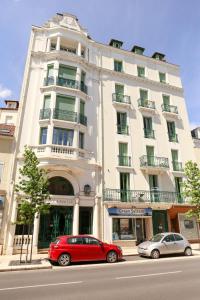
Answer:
xmin=48 ymin=176 xmax=74 ymax=195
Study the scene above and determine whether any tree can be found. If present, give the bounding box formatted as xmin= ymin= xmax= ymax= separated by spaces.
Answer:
xmin=182 ymin=160 xmax=200 ymax=247
xmin=15 ymin=146 xmax=50 ymax=262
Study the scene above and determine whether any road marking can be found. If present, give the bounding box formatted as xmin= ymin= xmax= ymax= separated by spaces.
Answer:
xmin=0 ymin=281 xmax=83 ymax=292
xmin=116 ymin=270 xmax=182 ymax=280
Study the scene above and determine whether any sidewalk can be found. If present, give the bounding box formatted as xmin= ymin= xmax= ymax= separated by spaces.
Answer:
xmin=0 ymin=244 xmax=200 ymax=272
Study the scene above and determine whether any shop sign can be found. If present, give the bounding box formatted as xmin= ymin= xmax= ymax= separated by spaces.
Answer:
xmin=108 ymin=207 xmax=152 ymax=216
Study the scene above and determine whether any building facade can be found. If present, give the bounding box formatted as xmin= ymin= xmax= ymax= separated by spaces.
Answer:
xmin=191 ymin=127 xmax=200 ymax=167
xmin=0 ymin=100 xmax=18 ymax=254
xmin=3 ymin=13 xmax=199 ymax=254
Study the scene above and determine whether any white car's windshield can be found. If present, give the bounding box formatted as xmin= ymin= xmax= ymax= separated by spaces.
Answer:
xmin=150 ymin=234 xmax=164 ymax=242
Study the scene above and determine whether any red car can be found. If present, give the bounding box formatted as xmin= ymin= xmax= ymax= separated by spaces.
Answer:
xmin=48 ymin=235 xmax=123 ymax=266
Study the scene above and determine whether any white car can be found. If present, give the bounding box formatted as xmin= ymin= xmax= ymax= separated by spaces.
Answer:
xmin=138 ymin=232 xmax=192 ymax=259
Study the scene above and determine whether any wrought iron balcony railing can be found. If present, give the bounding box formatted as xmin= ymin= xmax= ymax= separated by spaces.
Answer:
xmin=140 ymin=155 xmax=169 ymax=168
xmin=43 ymin=77 xmax=88 ymax=94
xmin=144 ymin=128 xmax=155 ymax=139
xmin=39 ymin=109 xmax=51 ymax=120
xmin=172 ymin=161 xmax=184 ymax=172
xmin=169 ymin=134 xmax=178 ymax=143
xmin=79 ymin=113 xmax=87 ymax=126
xmin=118 ymin=155 xmax=131 ymax=167
xmin=104 ymin=188 xmax=184 ymax=204
xmin=112 ymin=93 xmax=131 ymax=104
xmin=117 ymin=124 xmax=129 ymax=135
xmin=162 ymin=104 xmax=178 ymax=114
xmin=138 ymin=99 xmax=156 ymax=109
xmin=53 ymin=109 xmax=87 ymax=126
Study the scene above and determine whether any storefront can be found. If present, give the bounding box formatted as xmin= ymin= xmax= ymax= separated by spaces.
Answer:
xmin=104 ymin=207 xmax=153 ymax=246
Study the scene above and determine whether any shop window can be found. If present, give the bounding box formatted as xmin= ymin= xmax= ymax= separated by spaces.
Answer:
xmin=113 ymin=218 xmax=136 ymax=240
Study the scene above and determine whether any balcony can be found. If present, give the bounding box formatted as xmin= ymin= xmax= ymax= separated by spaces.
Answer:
xmin=172 ymin=161 xmax=184 ymax=172
xmin=162 ymin=104 xmax=178 ymax=117
xmin=112 ymin=93 xmax=131 ymax=105
xmin=39 ymin=109 xmax=51 ymax=120
xmin=118 ymin=155 xmax=131 ymax=167
xmin=117 ymin=124 xmax=129 ymax=135
xmin=43 ymin=77 xmax=88 ymax=94
xmin=138 ymin=99 xmax=156 ymax=112
xmin=53 ymin=109 xmax=87 ymax=126
xmin=104 ymin=188 xmax=184 ymax=204
xmin=169 ymin=134 xmax=178 ymax=143
xmin=144 ymin=128 xmax=155 ymax=139
xmin=140 ymin=155 xmax=169 ymax=172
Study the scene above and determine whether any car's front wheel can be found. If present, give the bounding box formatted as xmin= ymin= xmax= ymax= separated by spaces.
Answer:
xmin=58 ymin=253 xmax=71 ymax=266
xmin=151 ymin=249 xmax=160 ymax=259
xmin=184 ymin=247 xmax=192 ymax=256
xmin=107 ymin=250 xmax=118 ymax=263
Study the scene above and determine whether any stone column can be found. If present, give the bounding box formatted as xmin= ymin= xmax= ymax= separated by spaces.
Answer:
xmin=32 ymin=214 xmax=40 ymax=254
xmin=47 ymin=38 xmax=51 ymax=52
xmin=93 ymin=197 xmax=99 ymax=238
xmin=77 ymin=42 xmax=81 ymax=56
xmin=56 ymin=36 xmax=61 ymax=51
xmin=73 ymin=198 xmax=79 ymax=235
xmin=6 ymin=198 xmax=18 ymax=255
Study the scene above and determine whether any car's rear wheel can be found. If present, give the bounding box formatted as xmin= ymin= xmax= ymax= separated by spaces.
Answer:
xmin=151 ymin=249 xmax=160 ymax=259
xmin=107 ymin=250 xmax=118 ymax=263
xmin=58 ymin=253 xmax=71 ymax=266
xmin=184 ymin=247 xmax=192 ymax=256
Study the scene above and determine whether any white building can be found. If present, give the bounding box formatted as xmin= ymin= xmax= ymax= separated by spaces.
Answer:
xmin=191 ymin=127 xmax=200 ymax=167
xmin=4 ymin=13 xmax=198 ymax=254
xmin=0 ymin=100 xmax=19 ymax=254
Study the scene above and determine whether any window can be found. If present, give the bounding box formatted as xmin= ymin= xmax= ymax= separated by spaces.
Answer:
xmin=140 ymin=89 xmax=148 ymax=101
xmin=163 ymin=234 xmax=175 ymax=243
xmin=80 ymin=100 xmax=85 ymax=116
xmin=114 ymin=60 xmax=123 ymax=72
xmin=113 ymin=218 xmax=136 ymax=240
xmin=159 ymin=72 xmax=166 ymax=83
xmin=167 ymin=121 xmax=178 ymax=142
xmin=52 ymin=128 xmax=74 ymax=146
xmin=56 ymin=95 xmax=75 ymax=112
xmin=174 ymin=234 xmax=183 ymax=241
xmin=58 ymin=65 xmax=77 ymax=80
xmin=68 ymin=237 xmax=83 ymax=245
xmin=137 ymin=66 xmax=145 ymax=78
xmin=163 ymin=95 xmax=170 ymax=106
xmin=117 ymin=112 xmax=128 ymax=134
xmin=143 ymin=117 xmax=154 ymax=138
xmin=0 ymin=162 xmax=4 ymax=183
xmin=39 ymin=128 xmax=47 ymax=144
xmin=115 ymin=84 xmax=124 ymax=95
xmin=43 ymin=95 xmax=51 ymax=109
xmin=5 ymin=116 xmax=13 ymax=124
xmin=82 ymin=237 xmax=100 ymax=245
xmin=41 ymin=95 xmax=51 ymax=119
xmin=119 ymin=143 xmax=129 ymax=166
xmin=79 ymin=132 xmax=84 ymax=149
xmin=47 ymin=64 xmax=54 ymax=77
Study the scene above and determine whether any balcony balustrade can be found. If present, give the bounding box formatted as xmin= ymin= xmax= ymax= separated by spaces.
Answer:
xmin=140 ymin=155 xmax=169 ymax=169
xmin=43 ymin=77 xmax=88 ymax=94
xmin=118 ymin=155 xmax=131 ymax=167
xmin=169 ymin=134 xmax=178 ymax=143
xmin=172 ymin=161 xmax=184 ymax=172
xmin=144 ymin=128 xmax=155 ymax=139
xmin=162 ymin=104 xmax=178 ymax=114
xmin=138 ymin=99 xmax=155 ymax=110
xmin=117 ymin=124 xmax=129 ymax=135
xmin=112 ymin=93 xmax=131 ymax=104
xmin=53 ymin=109 xmax=78 ymax=122
xmin=104 ymin=188 xmax=184 ymax=204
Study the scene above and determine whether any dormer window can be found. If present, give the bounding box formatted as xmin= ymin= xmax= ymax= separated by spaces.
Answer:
xmin=131 ymin=45 xmax=145 ymax=55
xmin=152 ymin=52 xmax=165 ymax=61
xmin=109 ymin=39 xmax=123 ymax=49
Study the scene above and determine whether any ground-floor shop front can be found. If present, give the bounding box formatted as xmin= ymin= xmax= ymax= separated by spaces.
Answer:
xmin=104 ymin=205 xmax=153 ymax=247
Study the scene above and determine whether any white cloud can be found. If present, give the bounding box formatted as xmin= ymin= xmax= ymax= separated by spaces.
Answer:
xmin=0 ymin=84 xmax=12 ymax=99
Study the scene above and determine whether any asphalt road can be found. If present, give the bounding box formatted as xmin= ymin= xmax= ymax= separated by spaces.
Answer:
xmin=0 ymin=255 xmax=200 ymax=300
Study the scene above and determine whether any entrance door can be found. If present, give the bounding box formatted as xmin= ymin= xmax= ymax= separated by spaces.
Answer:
xmin=136 ymin=219 xmax=145 ymax=244
xmin=175 ymin=177 xmax=183 ymax=203
xmin=38 ymin=206 xmax=73 ymax=248
xmin=79 ymin=207 xmax=93 ymax=234
xmin=152 ymin=210 xmax=168 ymax=235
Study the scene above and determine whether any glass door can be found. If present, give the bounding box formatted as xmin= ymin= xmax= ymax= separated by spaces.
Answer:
xmin=146 ymin=146 xmax=154 ymax=166
xmin=149 ymin=175 xmax=159 ymax=202
xmin=120 ymin=173 xmax=130 ymax=201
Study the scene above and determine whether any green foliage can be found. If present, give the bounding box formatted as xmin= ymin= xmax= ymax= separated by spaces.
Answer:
xmin=15 ymin=146 xmax=50 ymax=225
xmin=182 ymin=161 xmax=200 ymax=221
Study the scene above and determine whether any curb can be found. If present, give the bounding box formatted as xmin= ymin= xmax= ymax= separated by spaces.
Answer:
xmin=0 ymin=265 xmax=52 ymax=272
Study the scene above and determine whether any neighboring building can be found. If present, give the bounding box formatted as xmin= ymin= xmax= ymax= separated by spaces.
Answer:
xmin=191 ymin=127 xmax=200 ymax=167
xmin=3 ymin=13 xmax=198 ymax=254
xmin=0 ymin=100 xmax=19 ymax=254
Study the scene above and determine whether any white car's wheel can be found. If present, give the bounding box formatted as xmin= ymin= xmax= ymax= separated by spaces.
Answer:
xmin=151 ymin=249 xmax=160 ymax=259
xmin=184 ymin=247 xmax=192 ymax=256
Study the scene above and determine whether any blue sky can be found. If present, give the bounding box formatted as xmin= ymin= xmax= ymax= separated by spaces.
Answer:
xmin=0 ymin=0 xmax=200 ymax=127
